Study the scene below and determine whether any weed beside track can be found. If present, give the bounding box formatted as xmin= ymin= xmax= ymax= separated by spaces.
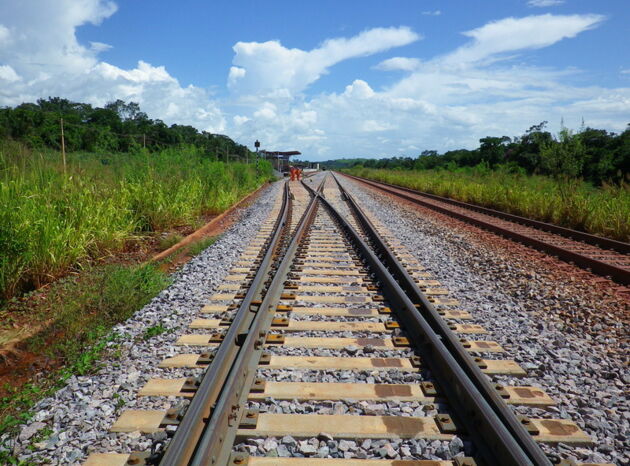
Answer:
xmin=343 ymin=167 xmax=630 ymax=242
xmin=0 ymin=141 xmax=273 ymax=300
xmin=0 ymin=263 xmax=169 ymax=439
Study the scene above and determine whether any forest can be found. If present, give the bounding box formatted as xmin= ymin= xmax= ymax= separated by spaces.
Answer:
xmin=324 ymin=122 xmax=630 ymax=186
xmin=0 ymin=97 xmax=251 ymax=159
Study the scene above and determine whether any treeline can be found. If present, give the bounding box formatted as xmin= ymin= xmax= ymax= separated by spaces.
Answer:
xmin=0 ymin=97 xmax=252 ymax=159
xmin=324 ymin=122 xmax=629 ymax=185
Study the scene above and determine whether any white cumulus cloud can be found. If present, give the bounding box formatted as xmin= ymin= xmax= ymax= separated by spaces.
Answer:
xmin=344 ymin=80 xmax=375 ymax=99
xmin=230 ymin=13 xmax=628 ymax=159
xmin=90 ymin=41 xmax=112 ymax=53
xmin=228 ymin=27 xmax=420 ymax=95
xmin=0 ymin=64 xmax=20 ymax=82
xmin=0 ymin=0 xmax=225 ymax=132
xmin=0 ymin=24 xmax=10 ymax=44
xmin=253 ymin=102 xmax=278 ymax=120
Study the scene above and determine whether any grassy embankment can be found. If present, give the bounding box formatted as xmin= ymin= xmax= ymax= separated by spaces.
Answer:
xmin=0 ymin=141 xmax=273 ymax=445
xmin=344 ymin=167 xmax=629 ymax=242
xmin=0 ymin=141 xmax=272 ymax=300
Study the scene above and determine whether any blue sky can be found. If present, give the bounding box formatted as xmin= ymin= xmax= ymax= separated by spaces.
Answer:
xmin=1 ymin=1 xmax=629 ymax=160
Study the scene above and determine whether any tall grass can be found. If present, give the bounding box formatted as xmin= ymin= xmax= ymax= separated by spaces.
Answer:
xmin=0 ymin=141 xmax=273 ymax=299
xmin=345 ymin=166 xmax=630 ymax=242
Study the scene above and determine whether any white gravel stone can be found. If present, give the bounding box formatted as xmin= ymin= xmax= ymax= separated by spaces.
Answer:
xmin=337 ymin=174 xmax=629 ymax=464
xmin=0 ymin=181 xmax=284 ymax=465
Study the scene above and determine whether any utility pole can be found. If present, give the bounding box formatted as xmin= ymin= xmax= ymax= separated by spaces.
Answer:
xmin=60 ymin=118 xmax=66 ymax=173
xmin=143 ymin=134 xmax=146 ymax=149
xmin=255 ymin=140 xmax=260 ymax=177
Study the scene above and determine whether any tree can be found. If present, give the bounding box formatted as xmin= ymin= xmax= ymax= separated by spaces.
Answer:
xmin=540 ymin=128 xmax=585 ymax=179
xmin=478 ymin=136 xmax=511 ymax=167
xmin=105 ymin=100 xmax=147 ymax=122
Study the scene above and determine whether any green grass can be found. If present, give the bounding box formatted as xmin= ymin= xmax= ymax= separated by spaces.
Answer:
xmin=344 ymin=166 xmax=630 ymax=242
xmin=158 ymin=233 xmax=184 ymax=251
xmin=0 ymin=141 xmax=273 ymax=300
xmin=186 ymin=236 xmax=218 ymax=256
xmin=0 ymin=263 xmax=169 ymax=441
xmin=142 ymin=323 xmax=168 ymax=340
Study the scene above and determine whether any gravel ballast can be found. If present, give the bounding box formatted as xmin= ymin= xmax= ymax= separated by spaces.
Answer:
xmin=1 ymin=180 xmax=284 ymax=465
xmin=338 ymin=174 xmax=629 ymax=465
xmin=4 ymin=173 xmax=627 ymax=464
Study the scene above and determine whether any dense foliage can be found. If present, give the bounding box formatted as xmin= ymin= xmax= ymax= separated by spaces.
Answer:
xmin=344 ymin=166 xmax=629 ymax=242
xmin=0 ymin=141 xmax=273 ymax=300
xmin=326 ymin=122 xmax=630 ymax=186
xmin=0 ymin=97 xmax=252 ymax=159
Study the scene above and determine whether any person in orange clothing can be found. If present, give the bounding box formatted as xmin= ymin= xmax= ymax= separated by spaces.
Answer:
xmin=289 ymin=166 xmax=296 ymax=181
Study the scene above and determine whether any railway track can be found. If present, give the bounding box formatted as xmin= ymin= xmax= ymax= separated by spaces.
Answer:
xmin=341 ymin=173 xmax=630 ymax=287
xmin=86 ymin=173 xmax=604 ymax=466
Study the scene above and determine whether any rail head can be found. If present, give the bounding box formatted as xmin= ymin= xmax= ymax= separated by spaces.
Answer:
xmin=340 ymin=172 xmax=630 ymax=285
xmin=329 ymin=172 xmax=550 ymax=466
xmin=158 ymin=181 xmax=293 ymax=465
xmin=342 ymin=172 xmax=630 ymax=254
xmin=189 ymin=182 xmax=322 ymax=466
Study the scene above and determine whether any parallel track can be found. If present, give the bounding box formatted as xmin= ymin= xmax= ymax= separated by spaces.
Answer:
xmin=341 ymin=173 xmax=630 ymax=286
xmin=86 ymin=174 xmax=598 ymax=466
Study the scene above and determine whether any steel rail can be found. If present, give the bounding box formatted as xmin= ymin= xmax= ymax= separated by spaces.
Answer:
xmin=342 ymin=172 xmax=630 ymax=254
xmin=159 ymin=182 xmax=294 ymax=465
xmin=341 ymin=173 xmax=630 ymax=285
xmin=185 ymin=177 xmax=326 ymax=465
xmin=304 ymin=178 xmax=539 ymax=465
xmin=162 ymin=172 xmax=549 ymax=465
xmin=329 ymin=173 xmax=551 ymax=465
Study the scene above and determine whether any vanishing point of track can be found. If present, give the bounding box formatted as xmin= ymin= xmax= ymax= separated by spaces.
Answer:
xmin=87 ymin=173 xmax=599 ymax=466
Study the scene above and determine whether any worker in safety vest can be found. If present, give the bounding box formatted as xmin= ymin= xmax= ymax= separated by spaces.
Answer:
xmin=289 ymin=166 xmax=296 ymax=181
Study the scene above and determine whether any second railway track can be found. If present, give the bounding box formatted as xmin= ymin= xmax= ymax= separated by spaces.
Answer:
xmin=341 ymin=173 xmax=630 ymax=287
xmin=85 ymin=173 xmax=609 ymax=466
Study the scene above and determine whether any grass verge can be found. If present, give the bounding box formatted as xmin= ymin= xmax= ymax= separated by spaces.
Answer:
xmin=344 ymin=167 xmax=630 ymax=242
xmin=0 ymin=141 xmax=273 ymax=301
xmin=0 ymin=160 xmax=257 ymax=462
xmin=186 ymin=236 xmax=218 ymax=256
xmin=0 ymin=262 xmax=170 ymax=461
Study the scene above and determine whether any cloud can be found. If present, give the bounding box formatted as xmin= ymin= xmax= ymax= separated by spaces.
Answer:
xmin=442 ymin=14 xmax=604 ymax=66
xmin=0 ymin=4 xmax=626 ymax=161
xmin=0 ymin=24 xmax=10 ymax=44
xmin=0 ymin=0 xmax=225 ymax=132
xmin=0 ymin=1 xmax=117 ymax=75
xmin=422 ymin=10 xmax=441 ymax=16
xmin=233 ymin=115 xmax=250 ymax=125
xmin=344 ymin=80 xmax=375 ymax=99
xmin=230 ymin=13 xmax=628 ymax=159
xmin=228 ymin=27 xmax=420 ymax=94
xmin=362 ymin=120 xmax=392 ymax=132
xmin=528 ymin=0 xmax=565 ymax=7
xmin=375 ymin=57 xmax=421 ymax=71
xmin=228 ymin=66 xmax=246 ymax=87
xmin=253 ymin=102 xmax=277 ymax=120
xmin=96 ymin=61 xmax=174 ymax=83
xmin=0 ymin=65 xmax=20 ymax=82
xmin=90 ymin=41 xmax=112 ymax=53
